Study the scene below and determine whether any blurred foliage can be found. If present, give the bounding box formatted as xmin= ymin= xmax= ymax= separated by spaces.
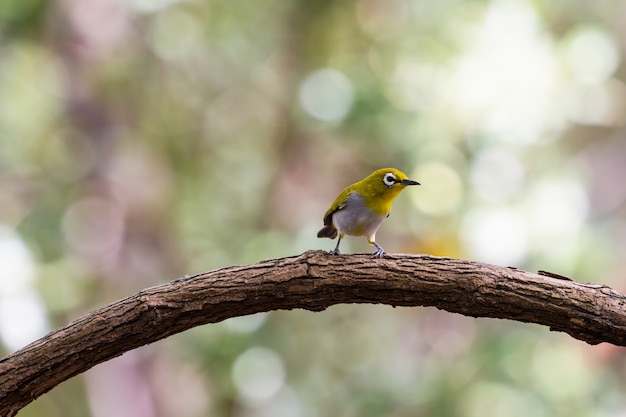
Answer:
xmin=1 ymin=0 xmax=626 ymax=416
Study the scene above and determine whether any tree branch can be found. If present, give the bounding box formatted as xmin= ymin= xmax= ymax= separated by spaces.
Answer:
xmin=2 ymin=251 xmax=625 ymax=415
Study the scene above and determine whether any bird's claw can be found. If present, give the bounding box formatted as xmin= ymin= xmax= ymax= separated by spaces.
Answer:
xmin=372 ymin=247 xmax=385 ymax=258
xmin=329 ymin=248 xmax=341 ymax=255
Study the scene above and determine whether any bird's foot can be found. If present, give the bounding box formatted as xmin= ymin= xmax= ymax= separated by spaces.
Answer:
xmin=329 ymin=248 xmax=341 ymax=255
xmin=372 ymin=247 xmax=385 ymax=258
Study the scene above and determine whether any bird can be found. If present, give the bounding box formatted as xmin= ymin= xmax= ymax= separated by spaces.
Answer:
xmin=317 ymin=168 xmax=420 ymax=257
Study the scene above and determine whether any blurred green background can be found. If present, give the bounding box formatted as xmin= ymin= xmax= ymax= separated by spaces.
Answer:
xmin=2 ymin=0 xmax=626 ymax=416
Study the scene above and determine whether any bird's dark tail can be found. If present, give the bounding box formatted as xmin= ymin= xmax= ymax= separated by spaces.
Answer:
xmin=317 ymin=226 xmax=337 ymax=239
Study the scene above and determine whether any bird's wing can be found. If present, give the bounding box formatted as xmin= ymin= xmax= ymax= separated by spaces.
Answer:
xmin=322 ymin=189 xmax=354 ymax=226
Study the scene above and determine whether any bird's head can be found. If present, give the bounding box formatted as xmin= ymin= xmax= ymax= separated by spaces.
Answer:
xmin=357 ymin=168 xmax=420 ymax=212
xmin=364 ymin=168 xmax=419 ymax=190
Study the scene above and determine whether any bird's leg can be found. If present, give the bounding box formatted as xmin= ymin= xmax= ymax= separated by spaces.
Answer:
xmin=329 ymin=236 xmax=342 ymax=255
xmin=370 ymin=240 xmax=385 ymax=258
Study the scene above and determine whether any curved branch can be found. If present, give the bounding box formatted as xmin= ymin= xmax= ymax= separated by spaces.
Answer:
xmin=1 ymin=251 xmax=625 ymax=415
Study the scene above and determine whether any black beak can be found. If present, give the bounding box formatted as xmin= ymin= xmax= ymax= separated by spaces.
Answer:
xmin=401 ymin=179 xmax=420 ymax=186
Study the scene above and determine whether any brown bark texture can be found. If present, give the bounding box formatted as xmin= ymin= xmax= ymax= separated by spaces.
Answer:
xmin=1 ymin=250 xmax=626 ymax=415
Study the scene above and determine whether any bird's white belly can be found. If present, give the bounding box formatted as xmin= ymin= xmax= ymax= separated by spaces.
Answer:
xmin=332 ymin=193 xmax=386 ymax=238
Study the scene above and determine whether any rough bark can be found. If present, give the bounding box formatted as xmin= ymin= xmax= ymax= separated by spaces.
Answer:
xmin=1 ymin=251 xmax=625 ymax=415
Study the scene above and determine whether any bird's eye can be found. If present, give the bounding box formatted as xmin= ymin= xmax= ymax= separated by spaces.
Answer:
xmin=383 ymin=173 xmax=396 ymax=187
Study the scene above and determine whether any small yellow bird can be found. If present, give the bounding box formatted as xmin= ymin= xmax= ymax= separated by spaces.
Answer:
xmin=317 ymin=168 xmax=420 ymax=257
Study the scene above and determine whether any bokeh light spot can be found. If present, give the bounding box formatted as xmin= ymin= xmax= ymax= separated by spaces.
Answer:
xmin=565 ymin=79 xmax=626 ymax=126
xmin=232 ymin=347 xmax=286 ymax=404
xmin=470 ymin=146 xmax=525 ymax=202
xmin=409 ymin=163 xmax=463 ymax=216
xmin=562 ymin=26 xmax=620 ymax=84
xmin=0 ymin=294 xmax=48 ymax=351
xmin=527 ymin=178 xmax=588 ymax=245
xmin=298 ymin=68 xmax=354 ymax=122
xmin=149 ymin=8 xmax=202 ymax=61
xmin=388 ymin=61 xmax=440 ymax=111
xmin=531 ymin=343 xmax=592 ymax=400
xmin=445 ymin=0 xmax=562 ymax=145
xmin=0 ymin=226 xmax=46 ymax=351
xmin=0 ymin=225 xmax=35 ymax=297
xmin=62 ymin=197 xmax=126 ymax=260
xmin=460 ymin=207 xmax=528 ymax=265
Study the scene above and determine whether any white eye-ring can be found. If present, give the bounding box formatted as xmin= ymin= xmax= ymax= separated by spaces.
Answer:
xmin=383 ymin=173 xmax=396 ymax=187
